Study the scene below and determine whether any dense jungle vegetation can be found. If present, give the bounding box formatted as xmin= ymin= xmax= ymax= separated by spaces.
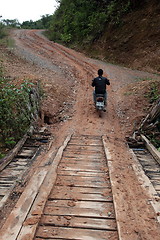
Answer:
xmin=47 ymin=0 xmax=135 ymax=44
xmin=0 ymin=14 xmax=52 ymax=31
xmin=47 ymin=0 xmax=160 ymax=73
xmin=47 ymin=0 xmax=153 ymax=44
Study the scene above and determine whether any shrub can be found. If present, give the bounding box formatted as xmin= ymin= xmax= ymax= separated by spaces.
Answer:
xmin=0 ymin=77 xmax=36 ymax=150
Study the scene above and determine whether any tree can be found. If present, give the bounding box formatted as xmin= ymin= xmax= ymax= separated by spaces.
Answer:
xmin=0 ymin=17 xmax=6 ymax=39
xmin=2 ymin=19 xmax=20 ymax=28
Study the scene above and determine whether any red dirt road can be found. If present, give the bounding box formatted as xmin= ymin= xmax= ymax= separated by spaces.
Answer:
xmin=2 ymin=29 xmax=160 ymax=239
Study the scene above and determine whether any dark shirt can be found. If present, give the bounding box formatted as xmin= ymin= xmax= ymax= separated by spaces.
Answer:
xmin=92 ymin=76 xmax=110 ymax=94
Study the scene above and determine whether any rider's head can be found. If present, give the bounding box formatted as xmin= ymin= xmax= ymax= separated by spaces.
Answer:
xmin=98 ymin=69 xmax=103 ymax=76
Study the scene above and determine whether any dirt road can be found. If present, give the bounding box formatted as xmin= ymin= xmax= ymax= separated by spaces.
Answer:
xmin=2 ymin=29 xmax=160 ymax=239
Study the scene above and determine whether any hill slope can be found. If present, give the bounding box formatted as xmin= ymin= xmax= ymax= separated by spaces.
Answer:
xmin=87 ymin=0 xmax=160 ymax=74
xmin=48 ymin=0 xmax=160 ymax=74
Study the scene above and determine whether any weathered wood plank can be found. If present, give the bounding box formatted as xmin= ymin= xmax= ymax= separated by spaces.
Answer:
xmin=59 ymin=162 xmax=105 ymax=168
xmin=17 ymin=149 xmax=36 ymax=157
xmin=68 ymin=143 xmax=103 ymax=146
xmin=0 ymin=134 xmax=28 ymax=171
xmin=16 ymin=135 xmax=72 ymax=240
xmin=0 ymin=170 xmax=48 ymax=240
xmin=63 ymin=150 xmax=104 ymax=155
xmin=49 ymin=186 xmax=112 ymax=201
xmin=141 ymin=134 xmax=160 ymax=165
xmin=148 ymin=175 xmax=160 ymax=180
xmin=66 ymin=145 xmax=103 ymax=150
xmin=46 ymin=199 xmax=113 ymax=208
xmin=55 ymin=175 xmax=110 ymax=188
xmin=58 ymin=170 xmax=106 ymax=176
xmin=61 ymin=158 xmax=105 ymax=163
xmin=36 ymin=226 xmax=118 ymax=240
xmin=40 ymin=215 xmax=117 ymax=230
xmin=58 ymin=165 xmax=108 ymax=172
xmin=55 ymin=180 xmax=109 ymax=188
xmin=44 ymin=200 xmax=115 ymax=218
xmin=50 ymin=185 xmax=112 ymax=194
xmin=56 ymin=175 xmax=108 ymax=182
xmin=63 ymin=154 xmax=104 ymax=159
xmin=0 ymin=188 xmax=10 ymax=195
xmin=1 ymin=135 xmax=72 ymax=240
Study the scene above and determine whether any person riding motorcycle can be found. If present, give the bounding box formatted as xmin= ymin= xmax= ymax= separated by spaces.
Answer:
xmin=92 ymin=69 xmax=110 ymax=111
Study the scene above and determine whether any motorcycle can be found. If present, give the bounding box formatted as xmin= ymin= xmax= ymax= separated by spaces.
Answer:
xmin=95 ymin=94 xmax=106 ymax=117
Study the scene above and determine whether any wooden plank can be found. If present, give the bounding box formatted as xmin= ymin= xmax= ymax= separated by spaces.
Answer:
xmin=141 ymin=134 xmax=160 ymax=165
xmin=50 ymin=185 xmax=112 ymax=194
xmin=46 ymin=199 xmax=113 ymax=208
xmin=70 ymin=135 xmax=101 ymax=141
xmin=59 ymin=162 xmax=106 ymax=171
xmin=0 ymin=170 xmax=48 ymax=240
xmin=152 ymin=185 xmax=160 ymax=191
xmin=66 ymin=145 xmax=103 ymax=150
xmin=40 ymin=215 xmax=117 ymax=230
xmin=60 ymin=161 xmax=105 ymax=167
xmin=0 ymin=184 xmax=12 ymax=188
xmin=0 ymin=134 xmax=28 ymax=172
xmin=138 ymin=155 xmax=155 ymax=161
xmin=148 ymin=175 xmax=160 ymax=180
xmin=58 ymin=165 xmax=108 ymax=172
xmin=56 ymin=175 xmax=108 ymax=181
xmin=0 ymin=183 xmax=18 ymax=210
xmin=102 ymin=136 xmax=122 ymax=240
xmin=140 ymin=98 xmax=160 ymax=128
xmin=55 ymin=179 xmax=109 ymax=188
xmin=44 ymin=200 xmax=115 ymax=218
xmin=140 ymin=158 xmax=160 ymax=167
xmin=150 ymin=180 xmax=160 ymax=188
xmin=10 ymin=161 xmax=28 ymax=166
xmin=17 ymin=149 xmax=36 ymax=157
xmin=58 ymin=170 xmax=106 ymax=176
xmin=0 ymin=188 xmax=10 ymax=195
xmin=1 ymin=135 xmax=71 ymax=240
xmin=16 ymin=134 xmax=72 ymax=240
xmin=36 ymin=226 xmax=118 ymax=240
xmin=63 ymin=155 xmax=104 ymax=159
xmin=55 ymin=175 xmax=110 ymax=188
xmin=63 ymin=150 xmax=104 ymax=155
xmin=50 ymin=192 xmax=112 ymax=202
xmin=68 ymin=143 xmax=103 ymax=146
xmin=144 ymin=168 xmax=160 ymax=173
xmin=61 ymin=158 xmax=105 ymax=163
xmin=49 ymin=186 xmax=112 ymax=201
xmin=69 ymin=139 xmax=101 ymax=144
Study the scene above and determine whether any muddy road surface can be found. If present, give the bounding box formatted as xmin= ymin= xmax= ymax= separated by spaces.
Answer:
xmin=1 ymin=29 xmax=160 ymax=239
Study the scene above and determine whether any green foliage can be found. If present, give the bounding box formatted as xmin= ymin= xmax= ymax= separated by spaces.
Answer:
xmin=0 ymin=17 xmax=20 ymax=44
xmin=61 ymin=33 xmax=72 ymax=43
xmin=0 ymin=14 xmax=52 ymax=31
xmin=21 ymin=15 xmax=52 ymax=29
xmin=135 ymin=77 xmax=153 ymax=82
xmin=2 ymin=19 xmax=21 ymax=28
xmin=7 ymin=37 xmax=15 ymax=48
xmin=5 ymin=137 xmax=16 ymax=148
xmin=145 ymin=83 xmax=159 ymax=103
xmin=0 ymin=77 xmax=35 ymax=150
xmin=47 ymin=0 xmax=133 ymax=44
xmin=0 ymin=17 xmax=7 ymax=39
xmin=148 ymin=134 xmax=160 ymax=149
xmin=0 ymin=153 xmax=5 ymax=159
